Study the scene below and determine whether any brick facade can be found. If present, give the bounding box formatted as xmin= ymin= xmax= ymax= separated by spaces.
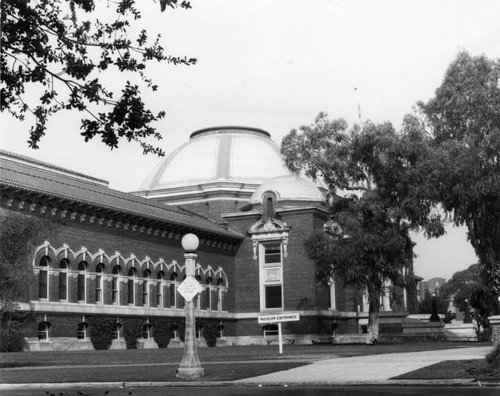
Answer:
xmin=1 ymin=143 xmax=412 ymax=351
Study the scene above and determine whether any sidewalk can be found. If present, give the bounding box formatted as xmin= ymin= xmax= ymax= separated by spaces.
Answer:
xmin=235 ymin=346 xmax=494 ymax=386
xmin=0 ymin=346 xmax=496 ymax=391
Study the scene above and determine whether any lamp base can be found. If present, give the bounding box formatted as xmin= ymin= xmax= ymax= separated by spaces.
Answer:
xmin=176 ymin=367 xmax=205 ymax=379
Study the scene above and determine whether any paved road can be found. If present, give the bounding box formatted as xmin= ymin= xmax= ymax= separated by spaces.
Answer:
xmin=2 ymin=385 xmax=499 ymax=396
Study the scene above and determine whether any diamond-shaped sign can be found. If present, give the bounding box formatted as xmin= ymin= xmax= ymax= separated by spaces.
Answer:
xmin=177 ymin=276 xmax=204 ymax=302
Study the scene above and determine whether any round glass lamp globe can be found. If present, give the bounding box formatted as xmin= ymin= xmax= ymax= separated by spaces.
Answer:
xmin=181 ymin=233 xmax=199 ymax=252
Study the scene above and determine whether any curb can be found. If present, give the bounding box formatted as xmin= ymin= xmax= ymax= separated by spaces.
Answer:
xmin=1 ymin=379 xmax=500 ymax=390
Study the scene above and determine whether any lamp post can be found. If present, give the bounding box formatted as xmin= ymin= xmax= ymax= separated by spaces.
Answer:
xmin=176 ymin=233 xmax=204 ymax=379
xmin=429 ymin=292 xmax=441 ymax=322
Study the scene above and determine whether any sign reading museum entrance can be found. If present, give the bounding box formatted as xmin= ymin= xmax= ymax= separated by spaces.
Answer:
xmin=257 ymin=312 xmax=300 ymax=354
xmin=258 ymin=312 xmax=300 ymax=324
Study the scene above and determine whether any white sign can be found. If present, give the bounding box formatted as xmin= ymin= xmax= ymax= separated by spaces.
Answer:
xmin=258 ymin=312 xmax=300 ymax=324
xmin=177 ymin=276 xmax=204 ymax=302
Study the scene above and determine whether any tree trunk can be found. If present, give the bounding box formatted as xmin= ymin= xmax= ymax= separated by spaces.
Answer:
xmin=366 ymin=291 xmax=380 ymax=344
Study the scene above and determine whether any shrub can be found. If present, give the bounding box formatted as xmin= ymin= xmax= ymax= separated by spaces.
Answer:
xmin=173 ymin=319 xmax=186 ymax=343
xmin=123 ymin=318 xmax=143 ymax=349
xmin=201 ymin=320 xmax=220 ymax=347
xmin=0 ymin=322 xmax=26 ymax=352
xmin=150 ymin=318 xmax=171 ymax=348
xmin=88 ymin=316 xmax=115 ymax=350
xmin=486 ymin=343 xmax=500 ymax=369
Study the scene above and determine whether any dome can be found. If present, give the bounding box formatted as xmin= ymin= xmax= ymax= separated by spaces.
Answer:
xmin=138 ymin=126 xmax=291 ymax=191
xmin=249 ymin=174 xmax=327 ymax=204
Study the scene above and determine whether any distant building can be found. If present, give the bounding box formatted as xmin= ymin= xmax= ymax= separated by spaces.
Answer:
xmin=0 ymin=127 xmax=414 ymax=351
xmin=417 ymin=277 xmax=447 ymax=301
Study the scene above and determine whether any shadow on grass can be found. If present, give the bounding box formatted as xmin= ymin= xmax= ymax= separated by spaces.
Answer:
xmin=0 ymin=361 xmax=309 ymax=383
xmin=392 ymin=359 xmax=500 ymax=382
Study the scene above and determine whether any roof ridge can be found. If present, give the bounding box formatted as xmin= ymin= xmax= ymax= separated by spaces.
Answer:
xmin=0 ymin=149 xmax=108 ymax=185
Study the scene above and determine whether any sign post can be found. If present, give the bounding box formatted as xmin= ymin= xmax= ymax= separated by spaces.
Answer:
xmin=258 ymin=312 xmax=300 ymax=354
xmin=176 ymin=234 xmax=204 ymax=379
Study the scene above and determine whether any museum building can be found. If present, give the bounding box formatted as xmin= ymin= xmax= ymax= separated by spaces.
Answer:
xmin=0 ymin=126 xmax=407 ymax=351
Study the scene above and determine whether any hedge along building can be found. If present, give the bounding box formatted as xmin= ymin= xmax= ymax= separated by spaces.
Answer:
xmin=0 ymin=127 xmax=407 ymax=351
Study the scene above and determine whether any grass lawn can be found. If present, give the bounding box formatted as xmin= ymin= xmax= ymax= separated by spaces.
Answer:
xmin=0 ymin=342 xmax=493 ymax=384
xmin=393 ymin=359 xmax=500 ymax=382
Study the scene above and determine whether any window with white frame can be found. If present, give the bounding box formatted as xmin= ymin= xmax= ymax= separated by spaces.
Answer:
xmin=195 ymin=274 xmax=202 ymax=310
xmin=206 ymin=276 xmax=213 ymax=310
xmin=38 ymin=322 xmax=50 ymax=340
xmin=262 ymin=324 xmax=279 ymax=338
xmin=77 ymin=322 xmax=88 ymax=340
xmin=77 ymin=261 xmax=88 ymax=302
xmin=170 ymin=272 xmax=178 ymax=307
xmin=217 ymin=324 xmax=224 ymax=339
xmin=196 ymin=325 xmax=203 ymax=339
xmin=260 ymin=242 xmax=283 ymax=310
xmin=142 ymin=323 xmax=152 ymax=339
xmin=156 ymin=271 xmax=165 ymax=307
xmin=95 ymin=263 xmax=105 ymax=303
xmin=142 ymin=270 xmax=151 ymax=306
xmin=58 ymin=259 xmax=69 ymax=300
xmin=217 ymin=277 xmax=224 ymax=311
xmin=112 ymin=265 xmax=121 ymax=304
xmin=38 ymin=256 xmax=49 ymax=299
xmin=112 ymin=322 xmax=123 ymax=340
xmin=128 ymin=268 xmax=136 ymax=305
xmin=170 ymin=323 xmax=179 ymax=340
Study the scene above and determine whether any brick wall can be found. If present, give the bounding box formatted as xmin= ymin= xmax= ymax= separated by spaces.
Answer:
xmin=10 ymin=207 xmax=236 ymax=309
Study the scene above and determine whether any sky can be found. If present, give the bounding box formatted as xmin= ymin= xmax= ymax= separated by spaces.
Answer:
xmin=1 ymin=0 xmax=498 ymax=280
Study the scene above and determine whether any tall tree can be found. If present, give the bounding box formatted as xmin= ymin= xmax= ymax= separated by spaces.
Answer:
xmin=419 ymin=51 xmax=500 ymax=297
xmin=282 ymin=113 xmax=442 ymax=343
xmin=1 ymin=0 xmax=194 ymax=155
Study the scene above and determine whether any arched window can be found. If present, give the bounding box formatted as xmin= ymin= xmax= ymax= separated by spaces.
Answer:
xmin=195 ymin=274 xmax=202 ymax=310
xmin=206 ymin=276 xmax=213 ymax=310
xmin=142 ymin=270 xmax=151 ymax=306
xmin=142 ymin=323 xmax=152 ymax=340
xmin=128 ymin=268 xmax=136 ymax=305
xmin=38 ymin=321 xmax=51 ymax=340
xmin=217 ymin=277 xmax=225 ymax=311
xmin=58 ymin=259 xmax=69 ymax=300
xmin=77 ymin=322 xmax=89 ymax=340
xmin=112 ymin=265 xmax=121 ymax=304
xmin=170 ymin=272 xmax=178 ymax=308
xmin=266 ymin=196 xmax=274 ymax=218
xmin=38 ymin=256 xmax=50 ymax=299
xmin=77 ymin=261 xmax=88 ymax=302
xmin=156 ymin=271 xmax=165 ymax=307
xmin=95 ymin=263 xmax=105 ymax=303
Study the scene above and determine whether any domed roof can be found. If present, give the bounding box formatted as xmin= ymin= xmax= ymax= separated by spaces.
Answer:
xmin=249 ymin=174 xmax=327 ymax=204
xmin=138 ymin=126 xmax=292 ymax=191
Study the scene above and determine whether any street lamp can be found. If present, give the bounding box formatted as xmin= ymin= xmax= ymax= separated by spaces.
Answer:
xmin=429 ymin=292 xmax=441 ymax=322
xmin=176 ymin=233 xmax=204 ymax=379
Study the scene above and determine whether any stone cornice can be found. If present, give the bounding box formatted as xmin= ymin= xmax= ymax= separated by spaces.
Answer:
xmin=0 ymin=184 xmax=243 ymax=250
